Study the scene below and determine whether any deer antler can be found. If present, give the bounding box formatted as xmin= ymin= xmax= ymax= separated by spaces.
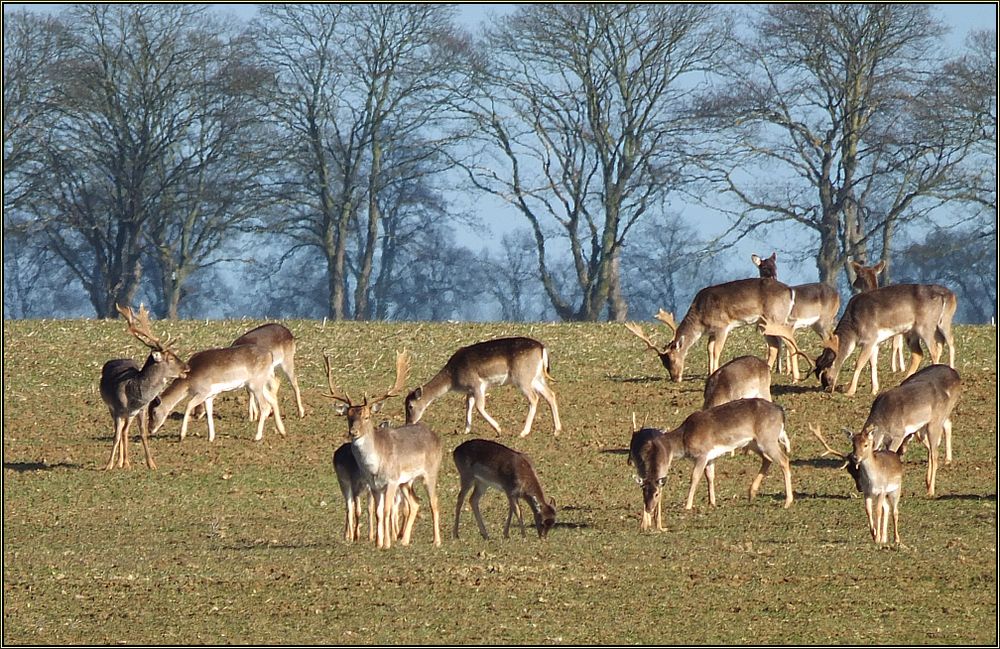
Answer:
xmin=624 ymin=322 xmax=663 ymax=354
xmin=116 ymin=303 xmax=173 ymax=352
xmin=808 ymin=424 xmax=849 ymax=468
xmin=758 ymin=316 xmax=813 ymax=374
xmin=323 ymin=352 xmax=353 ymax=406
xmin=654 ymin=308 xmax=677 ymax=334
xmin=369 ymin=350 xmax=411 ymax=406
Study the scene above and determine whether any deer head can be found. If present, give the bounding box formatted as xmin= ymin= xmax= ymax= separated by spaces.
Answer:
xmin=324 ymin=350 xmax=411 ymax=441
xmin=751 ymin=252 xmax=778 ymax=279
xmin=813 ymin=334 xmax=840 ymax=390
xmin=115 ymin=303 xmax=188 ymax=377
xmin=757 ymin=316 xmax=813 ymax=375
xmin=850 ymin=260 xmax=886 ymax=292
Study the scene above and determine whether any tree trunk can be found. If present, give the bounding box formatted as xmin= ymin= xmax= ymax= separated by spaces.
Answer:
xmin=354 ymin=139 xmax=382 ymax=321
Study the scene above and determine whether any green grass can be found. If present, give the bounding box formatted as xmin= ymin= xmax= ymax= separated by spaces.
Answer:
xmin=3 ymin=319 xmax=996 ymax=644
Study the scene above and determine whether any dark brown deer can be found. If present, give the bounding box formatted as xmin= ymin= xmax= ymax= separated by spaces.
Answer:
xmin=628 ymin=427 xmax=669 ymax=531
xmin=452 ymin=439 xmax=556 ymax=539
xmin=100 ymin=304 xmax=190 ymax=471
xmin=405 ymin=337 xmax=562 ymax=438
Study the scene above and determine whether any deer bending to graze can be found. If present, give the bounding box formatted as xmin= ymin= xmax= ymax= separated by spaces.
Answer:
xmin=452 ymin=439 xmax=556 ymax=540
xmin=810 ymin=424 xmax=905 ymax=546
xmin=702 ymin=356 xmax=772 ymax=410
xmin=658 ymin=398 xmax=794 ymax=510
xmin=628 ymin=427 xmax=669 ymax=531
xmin=752 ymin=253 xmax=840 ymax=381
xmin=100 ymin=304 xmax=190 ymax=471
xmin=625 ymin=278 xmax=795 ymax=382
xmin=405 ymin=337 xmax=562 ymax=438
xmin=860 ymin=364 xmax=961 ymax=497
xmin=148 ymin=344 xmax=285 ymax=442
xmin=333 ymin=442 xmax=416 ymax=543
xmin=813 ymin=284 xmax=957 ymax=396
xmin=326 ymin=351 xmax=442 ymax=549
xmin=851 ymin=260 xmax=906 ymax=373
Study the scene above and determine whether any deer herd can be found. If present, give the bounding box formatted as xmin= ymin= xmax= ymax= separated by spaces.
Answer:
xmin=98 ymin=253 xmax=962 ymax=549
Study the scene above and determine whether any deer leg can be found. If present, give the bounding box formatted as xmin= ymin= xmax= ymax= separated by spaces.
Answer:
xmin=864 ymin=496 xmax=877 ymax=542
xmin=463 ymin=394 xmax=475 ymax=434
xmin=344 ymin=489 xmax=356 ymax=542
xmin=380 ymin=484 xmax=397 ymax=550
xmin=424 ymin=476 xmax=441 ymax=547
xmin=878 ymin=493 xmax=889 ymax=544
xmin=367 ymin=491 xmax=376 ymax=542
xmin=748 ymin=454 xmax=773 ymax=501
xmin=890 ymin=491 xmax=901 ymax=545
xmin=533 ymin=378 xmax=562 ymax=435
xmin=903 ymin=333 xmax=924 ymax=378
xmin=280 ymin=358 xmax=305 ymax=418
xmin=655 ymin=489 xmax=664 ymax=531
xmin=181 ymin=397 xmax=204 ymax=441
xmin=704 ymin=462 xmax=717 ymax=507
xmin=712 ymin=330 xmax=731 ymax=375
xmin=473 ymin=387 xmax=502 ymax=434
xmin=470 ymin=482 xmax=490 ymax=539
xmin=778 ymin=453 xmax=793 ymax=509
xmin=943 ymin=417 xmax=953 ymax=464
xmin=503 ymin=495 xmax=517 ymax=538
xmin=137 ymin=410 xmax=156 ymax=470
xmin=264 ymin=382 xmax=286 ymax=437
xmin=518 ymin=388 xmax=540 ymax=438
xmin=685 ymin=457 xmax=709 ymax=510
xmin=454 ymin=476 xmax=473 ymax=539
xmin=845 ymin=344 xmax=875 ymax=396
xmin=105 ymin=416 xmax=125 ymax=471
xmin=891 ymin=334 xmax=905 ymax=372
xmin=399 ymin=483 xmax=420 ymax=546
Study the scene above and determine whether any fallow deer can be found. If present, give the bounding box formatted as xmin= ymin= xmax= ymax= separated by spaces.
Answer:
xmin=859 ymin=364 xmax=962 ymax=497
xmin=813 ymin=284 xmax=957 ymax=396
xmin=333 ymin=441 xmax=415 ymax=543
xmin=752 ymin=252 xmax=840 ymax=381
xmin=628 ymin=427 xmax=669 ymax=531
xmin=658 ymin=398 xmax=794 ymax=510
xmin=100 ymin=304 xmax=190 ymax=471
xmin=810 ymin=424 xmax=905 ymax=545
xmin=851 ymin=260 xmax=905 ymax=372
xmin=326 ymin=351 xmax=442 ymax=549
xmin=702 ymin=356 xmax=772 ymax=410
xmin=452 ymin=438 xmax=556 ymax=539
xmin=404 ymin=337 xmax=562 ymax=438
xmin=148 ymin=344 xmax=285 ymax=442
xmin=625 ymin=278 xmax=795 ymax=382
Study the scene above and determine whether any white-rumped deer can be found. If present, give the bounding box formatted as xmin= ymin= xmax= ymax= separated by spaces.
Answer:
xmin=851 ymin=260 xmax=906 ymax=372
xmin=859 ymin=364 xmax=961 ymax=497
xmin=752 ymin=253 xmax=840 ymax=381
xmin=813 ymin=284 xmax=957 ymax=396
xmin=452 ymin=438 xmax=556 ymax=539
xmin=658 ymin=398 xmax=794 ymax=510
xmin=810 ymin=424 xmax=904 ymax=545
xmin=404 ymin=337 xmax=562 ymax=438
xmin=326 ymin=351 xmax=442 ymax=549
xmin=628 ymin=427 xmax=669 ymax=531
xmin=100 ymin=304 xmax=190 ymax=471
xmin=148 ymin=344 xmax=285 ymax=442
xmin=625 ymin=278 xmax=795 ymax=382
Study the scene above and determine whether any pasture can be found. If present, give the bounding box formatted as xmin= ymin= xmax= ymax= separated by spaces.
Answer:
xmin=3 ymin=318 xmax=996 ymax=645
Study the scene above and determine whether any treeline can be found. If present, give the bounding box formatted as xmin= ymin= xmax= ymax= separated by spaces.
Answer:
xmin=3 ymin=5 xmax=995 ymax=322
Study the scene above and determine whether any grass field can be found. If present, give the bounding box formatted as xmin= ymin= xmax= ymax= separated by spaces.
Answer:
xmin=3 ymin=318 xmax=996 ymax=645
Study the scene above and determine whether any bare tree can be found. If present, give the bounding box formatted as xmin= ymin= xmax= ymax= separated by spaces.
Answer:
xmin=701 ymin=5 xmax=985 ymax=287
xmin=456 ymin=4 xmax=727 ymax=321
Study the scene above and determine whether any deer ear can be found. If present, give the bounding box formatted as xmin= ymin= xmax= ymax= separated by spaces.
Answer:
xmin=873 ymin=260 xmax=886 ymax=274
xmin=371 ymin=402 xmax=384 ymax=414
xmin=412 ymin=387 xmax=422 ymax=399
xmin=151 ymin=350 xmax=163 ymax=362
xmin=334 ymin=404 xmax=349 ymax=416
xmin=768 ymin=252 xmax=776 ymax=262
xmin=751 ymin=254 xmax=762 ymax=267
xmin=633 ymin=475 xmax=643 ymax=485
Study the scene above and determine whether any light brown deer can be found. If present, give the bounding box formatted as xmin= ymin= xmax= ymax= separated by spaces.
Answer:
xmin=148 ymin=344 xmax=285 ymax=442
xmin=810 ymin=424 xmax=905 ymax=545
xmin=333 ymin=441 xmax=415 ymax=543
xmin=452 ymin=438 xmax=556 ymax=539
xmin=326 ymin=351 xmax=442 ymax=549
xmin=752 ymin=252 xmax=840 ymax=381
xmin=100 ymin=304 xmax=190 ymax=471
xmin=702 ymin=356 xmax=772 ymax=410
xmin=625 ymin=278 xmax=795 ymax=382
xmin=657 ymin=398 xmax=794 ymax=510
xmin=404 ymin=337 xmax=562 ymax=438
xmin=859 ymin=364 xmax=962 ymax=497
xmin=628 ymin=427 xmax=669 ymax=531
xmin=851 ymin=260 xmax=905 ymax=372
xmin=813 ymin=284 xmax=957 ymax=396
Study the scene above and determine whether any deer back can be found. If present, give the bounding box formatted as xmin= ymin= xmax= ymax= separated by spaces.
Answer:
xmin=232 ymin=323 xmax=295 ymax=365
xmin=863 ymin=364 xmax=961 ymax=448
xmin=702 ymin=355 xmax=772 ymax=409
xmin=788 ymin=282 xmax=840 ymax=326
xmin=686 ymin=278 xmax=795 ymax=332
xmin=184 ymin=344 xmax=276 ymax=393
xmin=453 ymin=438 xmax=545 ymax=498
xmin=448 ymin=337 xmax=546 ymax=386
xmin=678 ymin=398 xmax=785 ymax=459
xmin=333 ymin=442 xmax=368 ymax=496
xmin=834 ymin=284 xmax=956 ymax=345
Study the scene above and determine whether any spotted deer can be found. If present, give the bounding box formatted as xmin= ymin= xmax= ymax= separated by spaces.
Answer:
xmin=100 ymin=304 xmax=189 ymax=471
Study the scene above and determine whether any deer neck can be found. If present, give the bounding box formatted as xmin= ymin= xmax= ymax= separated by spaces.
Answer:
xmin=673 ymin=315 xmax=703 ymax=350
xmin=422 ymin=369 xmax=455 ymax=400
xmin=152 ymin=376 xmax=190 ymax=416
xmin=349 ymin=424 xmax=390 ymax=486
xmin=127 ymin=355 xmax=178 ymax=411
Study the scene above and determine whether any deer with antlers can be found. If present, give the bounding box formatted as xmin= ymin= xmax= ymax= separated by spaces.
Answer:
xmin=810 ymin=424 xmax=905 ymax=546
xmin=624 ymin=278 xmax=795 ymax=382
xmin=100 ymin=304 xmax=189 ymax=471
xmin=325 ymin=351 xmax=443 ymax=549
xmin=851 ymin=260 xmax=906 ymax=373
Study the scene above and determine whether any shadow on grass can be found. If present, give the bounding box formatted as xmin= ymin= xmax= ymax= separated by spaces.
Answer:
xmin=605 ymin=374 xmax=666 ymax=384
xmin=3 ymin=461 xmax=83 ymax=472
xmin=771 ymin=383 xmax=823 ymax=396
xmin=792 ymin=457 xmax=848 ymax=469
xmin=934 ymin=493 xmax=996 ymax=502
xmin=599 ymin=448 xmax=630 ymax=456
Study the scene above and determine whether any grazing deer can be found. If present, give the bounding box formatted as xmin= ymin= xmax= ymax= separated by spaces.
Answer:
xmin=702 ymin=356 xmax=772 ymax=410
xmin=658 ymin=398 xmax=794 ymax=510
xmin=810 ymin=424 xmax=905 ymax=545
xmin=148 ymin=344 xmax=285 ymax=442
xmin=813 ymin=284 xmax=957 ymax=396
xmin=628 ymin=427 xmax=669 ymax=531
xmin=625 ymin=278 xmax=795 ymax=382
xmin=404 ymin=337 xmax=562 ymax=438
xmin=333 ymin=441 xmax=415 ymax=543
xmin=751 ymin=253 xmax=840 ymax=381
xmin=851 ymin=260 xmax=906 ymax=372
xmin=326 ymin=351 xmax=442 ymax=549
xmin=452 ymin=438 xmax=556 ymax=540
xmin=859 ymin=364 xmax=961 ymax=497
xmin=100 ymin=304 xmax=190 ymax=471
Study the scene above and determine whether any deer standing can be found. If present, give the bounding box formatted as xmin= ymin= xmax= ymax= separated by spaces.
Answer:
xmin=326 ymin=351 xmax=442 ymax=549
xmin=624 ymin=278 xmax=795 ymax=382
xmin=810 ymin=424 xmax=905 ymax=546
xmin=859 ymin=364 xmax=961 ymax=497
xmin=851 ymin=260 xmax=906 ymax=373
xmin=628 ymin=427 xmax=669 ymax=531
xmin=100 ymin=304 xmax=190 ymax=471
xmin=333 ymin=441 xmax=415 ymax=543
xmin=813 ymin=284 xmax=957 ymax=396
xmin=452 ymin=438 xmax=556 ymax=539
xmin=405 ymin=337 xmax=562 ymax=438
xmin=148 ymin=344 xmax=285 ymax=442
xmin=752 ymin=252 xmax=840 ymax=381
